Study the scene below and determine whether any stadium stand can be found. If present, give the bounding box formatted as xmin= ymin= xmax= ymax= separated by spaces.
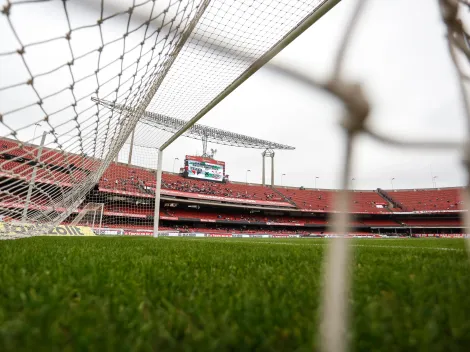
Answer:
xmin=358 ymin=219 xmax=401 ymax=227
xmin=400 ymin=219 xmax=462 ymax=227
xmin=385 ymin=188 xmax=463 ymax=212
xmin=0 ymin=137 xmax=467 ymax=235
xmin=277 ymin=188 xmax=390 ymax=213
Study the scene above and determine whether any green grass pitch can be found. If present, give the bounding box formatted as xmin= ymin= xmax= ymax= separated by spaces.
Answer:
xmin=1 ymin=237 xmax=469 ymax=351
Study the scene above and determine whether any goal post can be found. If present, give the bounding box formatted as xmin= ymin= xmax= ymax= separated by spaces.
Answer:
xmin=70 ymin=203 xmax=104 ymax=231
xmin=153 ymin=149 xmax=164 ymax=238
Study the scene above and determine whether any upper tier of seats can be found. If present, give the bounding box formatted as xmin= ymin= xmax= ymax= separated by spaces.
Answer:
xmin=162 ymin=173 xmax=281 ymax=201
xmin=0 ymin=138 xmax=465 ymax=214
xmin=97 ymin=164 xmax=465 ymax=213
xmin=98 ymin=164 xmax=397 ymax=212
xmin=99 ymin=163 xmax=284 ymax=204
xmin=279 ymin=188 xmax=390 ymax=213
xmin=385 ymin=188 xmax=463 ymax=212
xmin=1 ymin=138 xmax=93 ymax=186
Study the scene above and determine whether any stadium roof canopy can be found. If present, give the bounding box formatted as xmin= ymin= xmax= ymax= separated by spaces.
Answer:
xmin=93 ymin=98 xmax=294 ymax=150
xmin=140 ymin=111 xmax=294 ymax=150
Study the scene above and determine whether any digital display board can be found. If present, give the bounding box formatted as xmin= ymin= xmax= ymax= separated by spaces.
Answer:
xmin=184 ymin=155 xmax=225 ymax=182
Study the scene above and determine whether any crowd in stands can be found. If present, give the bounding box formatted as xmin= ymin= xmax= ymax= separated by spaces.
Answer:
xmin=54 ymin=163 xmax=470 ymax=214
xmin=98 ymin=164 xmax=402 ymax=213
xmin=162 ymin=173 xmax=280 ymax=201
xmin=1 ymin=136 xmax=466 ymax=216
xmin=99 ymin=164 xmax=283 ymax=202
xmin=163 ymin=178 xmax=240 ymax=197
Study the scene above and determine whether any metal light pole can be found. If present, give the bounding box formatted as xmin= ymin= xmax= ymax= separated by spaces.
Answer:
xmin=173 ymin=157 xmax=179 ymax=173
xmin=246 ymin=169 xmax=251 ymax=184
xmin=391 ymin=177 xmax=395 ymax=190
xmin=315 ymin=176 xmax=319 ymax=188
xmin=32 ymin=123 xmax=41 ymax=142
xmin=430 ymin=165 xmax=434 ymax=188
xmin=281 ymin=173 xmax=286 ymax=186
xmin=351 ymin=178 xmax=355 ymax=190
xmin=432 ymin=176 xmax=438 ymax=188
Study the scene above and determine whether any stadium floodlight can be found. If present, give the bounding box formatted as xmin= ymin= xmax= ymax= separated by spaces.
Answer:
xmin=91 ymin=98 xmax=296 ymax=153
xmin=32 ymin=123 xmax=42 ymax=142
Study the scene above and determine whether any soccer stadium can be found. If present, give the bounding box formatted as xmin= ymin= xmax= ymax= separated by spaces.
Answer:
xmin=0 ymin=135 xmax=465 ymax=237
xmin=1 ymin=0 xmax=470 ymax=351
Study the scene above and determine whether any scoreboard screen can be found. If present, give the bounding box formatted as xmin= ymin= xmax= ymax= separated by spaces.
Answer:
xmin=184 ymin=156 xmax=225 ymax=182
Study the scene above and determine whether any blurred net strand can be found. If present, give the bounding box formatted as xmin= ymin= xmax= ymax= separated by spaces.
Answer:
xmin=317 ymin=0 xmax=371 ymax=350
xmin=317 ymin=2 xmax=470 ymax=352
xmin=440 ymin=0 xmax=470 ymax=255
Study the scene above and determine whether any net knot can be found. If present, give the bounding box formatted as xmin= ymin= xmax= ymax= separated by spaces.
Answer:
xmin=440 ymin=0 xmax=459 ymax=28
xmin=326 ymin=80 xmax=370 ymax=134
xmin=1 ymin=1 xmax=11 ymax=16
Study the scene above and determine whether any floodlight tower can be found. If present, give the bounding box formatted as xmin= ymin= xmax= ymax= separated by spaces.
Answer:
xmin=262 ymin=149 xmax=275 ymax=187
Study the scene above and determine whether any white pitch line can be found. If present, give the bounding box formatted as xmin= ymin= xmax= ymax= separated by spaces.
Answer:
xmin=206 ymin=240 xmax=463 ymax=251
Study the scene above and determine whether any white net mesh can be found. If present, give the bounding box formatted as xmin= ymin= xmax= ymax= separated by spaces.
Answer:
xmin=0 ymin=0 xmax=329 ymax=233
xmin=0 ymin=0 xmax=208 ymax=229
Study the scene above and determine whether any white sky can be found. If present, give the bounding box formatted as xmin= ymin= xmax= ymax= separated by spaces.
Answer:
xmin=1 ymin=0 xmax=467 ymax=191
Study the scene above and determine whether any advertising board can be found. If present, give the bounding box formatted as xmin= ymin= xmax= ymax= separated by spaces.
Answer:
xmin=0 ymin=222 xmax=95 ymax=237
xmin=185 ymin=155 xmax=225 ymax=182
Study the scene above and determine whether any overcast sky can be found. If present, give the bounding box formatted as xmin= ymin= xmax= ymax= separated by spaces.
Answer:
xmin=1 ymin=0 xmax=467 ymax=191
xmin=152 ymin=0 xmax=468 ymax=190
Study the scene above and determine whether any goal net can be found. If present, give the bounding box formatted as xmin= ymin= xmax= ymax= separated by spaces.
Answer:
xmin=70 ymin=202 xmax=104 ymax=230
xmin=2 ymin=0 xmax=470 ymax=351
xmin=0 ymin=0 xmax=330 ymax=235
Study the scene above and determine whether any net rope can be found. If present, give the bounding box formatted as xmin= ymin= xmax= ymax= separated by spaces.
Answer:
xmin=1 ymin=1 xmax=470 ymax=351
